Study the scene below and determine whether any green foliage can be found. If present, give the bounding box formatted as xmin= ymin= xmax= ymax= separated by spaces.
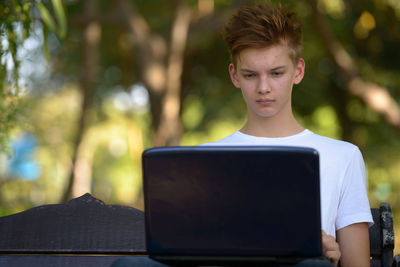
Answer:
xmin=0 ymin=0 xmax=67 ymax=153
xmin=0 ymin=0 xmax=35 ymax=153
xmin=36 ymin=0 xmax=66 ymax=39
xmin=35 ymin=0 xmax=66 ymax=59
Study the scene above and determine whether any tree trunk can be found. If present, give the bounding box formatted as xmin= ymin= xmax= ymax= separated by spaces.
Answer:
xmin=152 ymin=3 xmax=191 ymax=146
xmin=62 ymin=0 xmax=100 ymax=203
xmin=117 ymin=0 xmax=190 ymax=147
xmin=115 ymin=0 xmax=251 ymax=147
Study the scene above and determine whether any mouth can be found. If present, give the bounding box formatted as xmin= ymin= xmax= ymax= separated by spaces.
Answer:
xmin=256 ymin=98 xmax=275 ymax=105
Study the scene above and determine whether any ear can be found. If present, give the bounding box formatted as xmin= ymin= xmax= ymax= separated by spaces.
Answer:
xmin=229 ymin=63 xmax=241 ymax=88
xmin=293 ymin=58 xmax=305 ymax=85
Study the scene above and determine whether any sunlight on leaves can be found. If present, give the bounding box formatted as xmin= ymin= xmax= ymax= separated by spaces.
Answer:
xmin=181 ymin=132 xmax=209 ymax=146
xmin=354 ymin=11 xmax=376 ymax=39
xmin=369 ymin=167 xmax=390 ymax=186
xmin=182 ymin=96 xmax=205 ymax=130
xmin=309 ymin=106 xmax=340 ymax=139
xmin=346 ymin=99 xmax=364 ymax=122
xmin=374 ymin=183 xmax=391 ymax=202
xmin=317 ymin=0 xmax=346 ymax=19
xmin=386 ymin=0 xmax=400 ymax=19
xmin=208 ymin=120 xmax=243 ymax=142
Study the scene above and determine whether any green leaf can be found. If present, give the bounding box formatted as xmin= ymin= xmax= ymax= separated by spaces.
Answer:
xmin=42 ymin=25 xmax=50 ymax=60
xmin=52 ymin=0 xmax=67 ymax=39
xmin=35 ymin=2 xmax=57 ymax=35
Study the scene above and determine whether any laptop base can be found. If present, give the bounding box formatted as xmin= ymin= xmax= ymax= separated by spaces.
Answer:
xmin=151 ymin=255 xmax=321 ymax=266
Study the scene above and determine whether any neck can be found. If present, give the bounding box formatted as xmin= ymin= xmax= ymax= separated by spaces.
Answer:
xmin=240 ymin=112 xmax=304 ymax=138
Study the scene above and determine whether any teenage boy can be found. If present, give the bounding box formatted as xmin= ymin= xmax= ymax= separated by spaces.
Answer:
xmin=202 ymin=3 xmax=373 ymax=267
xmin=112 ymin=3 xmax=373 ymax=267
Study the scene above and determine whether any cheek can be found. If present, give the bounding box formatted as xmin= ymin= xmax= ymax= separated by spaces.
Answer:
xmin=240 ymin=86 xmax=254 ymax=101
xmin=275 ymin=79 xmax=292 ymax=92
xmin=238 ymin=80 xmax=253 ymax=91
xmin=271 ymin=80 xmax=285 ymax=92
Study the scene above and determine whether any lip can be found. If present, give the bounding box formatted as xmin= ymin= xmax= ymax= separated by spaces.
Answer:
xmin=256 ymin=98 xmax=275 ymax=105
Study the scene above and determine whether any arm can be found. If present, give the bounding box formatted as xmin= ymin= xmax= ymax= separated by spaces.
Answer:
xmin=336 ymin=222 xmax=370 ymax=267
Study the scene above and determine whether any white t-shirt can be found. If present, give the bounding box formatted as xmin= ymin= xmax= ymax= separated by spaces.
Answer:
xmin=202 ymin=129 xmax=373 ymax=237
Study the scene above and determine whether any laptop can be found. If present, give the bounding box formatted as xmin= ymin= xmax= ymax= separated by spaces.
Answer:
xmin=142 ymin=146 xmax=322 ymax=266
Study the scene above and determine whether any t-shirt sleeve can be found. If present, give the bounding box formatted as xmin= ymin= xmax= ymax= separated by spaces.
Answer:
xmin=336 ymin=147 xmax=374 ymax=230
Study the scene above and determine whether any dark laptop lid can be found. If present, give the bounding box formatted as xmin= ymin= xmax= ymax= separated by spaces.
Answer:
xmin=142 ymin=146 xmax=321 ymax=263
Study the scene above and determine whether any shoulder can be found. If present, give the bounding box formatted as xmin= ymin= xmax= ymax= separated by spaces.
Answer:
xmin=304 ymin=131 xmax=360 ymax=155
xmin=300 ymin=131 xmax=365 ymax=171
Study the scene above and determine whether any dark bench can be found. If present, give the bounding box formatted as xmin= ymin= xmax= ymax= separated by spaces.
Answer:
xmin=0 ymin=193 xmax=398 ymax=267
xmin=369 ymin=202 xmax=398 ymax=267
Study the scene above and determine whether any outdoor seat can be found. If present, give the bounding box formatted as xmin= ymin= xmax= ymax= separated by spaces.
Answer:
xmin=0 ymin=193 xmax=398 ymax=267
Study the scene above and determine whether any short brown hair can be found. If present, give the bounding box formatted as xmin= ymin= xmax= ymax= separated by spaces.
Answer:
xmin=223 ymin=4 xmax=302 ymax=66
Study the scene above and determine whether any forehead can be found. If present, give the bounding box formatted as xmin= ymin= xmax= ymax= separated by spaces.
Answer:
xmin=236 ymin=45 xmax=293 ymax=69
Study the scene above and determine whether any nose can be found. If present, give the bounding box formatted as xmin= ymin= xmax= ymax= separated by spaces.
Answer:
xmin=258 ymin=76 xmax=271 ymax=94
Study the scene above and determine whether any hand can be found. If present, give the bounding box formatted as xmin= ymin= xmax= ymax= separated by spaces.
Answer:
xmin=322 ymin=230 xmax=341 ymax=266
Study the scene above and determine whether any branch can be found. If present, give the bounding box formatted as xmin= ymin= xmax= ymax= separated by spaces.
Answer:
xmin=189 ymin=0 xmax=252 ymax=35
xmin=308 ymin=0 xmax=400 ymax=133
xmin=68 ymin=13 xmax=125 ymax=26
xmin=117 ymin=0 xmax=167 ymax=94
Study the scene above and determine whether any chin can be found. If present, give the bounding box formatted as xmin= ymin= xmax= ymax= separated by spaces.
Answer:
xmin=253 ymin=108 xmax=278 ymax=117
xmin=254 ymin=112 xmax=278 ymax=118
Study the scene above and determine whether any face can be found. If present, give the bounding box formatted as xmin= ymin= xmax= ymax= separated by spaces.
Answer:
xmin=229 ymin=45 xmax=305 ymax=122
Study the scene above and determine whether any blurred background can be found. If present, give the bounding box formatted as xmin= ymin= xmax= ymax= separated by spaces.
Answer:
xmin=1 ymin=0 xmax=400 ymax=252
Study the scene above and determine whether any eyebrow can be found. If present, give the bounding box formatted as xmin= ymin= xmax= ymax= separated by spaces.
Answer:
xmin=239 ymin=66 xmax=287 ymax=73
xmin=270 ymin=66 xmax=286 ymax=71
xmin=239 ymin=69 xmax=256 ymax=73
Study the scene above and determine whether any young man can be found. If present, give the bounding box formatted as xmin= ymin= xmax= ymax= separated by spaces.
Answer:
xmin=112 ymin=3 xmax=373 ymax=267
xmin=202 ymin=3 xmax=373 ymax=267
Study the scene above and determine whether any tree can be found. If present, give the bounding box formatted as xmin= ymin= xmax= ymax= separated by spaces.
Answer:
xmin=308 ymin=0 xmax=400 ymax=137
xmin=61 ymin=0 xmax=250 ymax=201
xmin=61 ymin=0 xmax=100 ymax=202
xmin=2 ymin=0 xmax=399 ymax=215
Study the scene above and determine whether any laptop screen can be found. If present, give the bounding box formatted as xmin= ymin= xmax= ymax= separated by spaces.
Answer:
xmin=142 ymin=146 xmax=322 ymax=260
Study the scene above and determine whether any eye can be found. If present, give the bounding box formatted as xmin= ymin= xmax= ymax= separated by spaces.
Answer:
xmin=271 ymin=71 xmax=283 ymax=77
xmin=243 ymin=73 xmax=256 ymax=79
